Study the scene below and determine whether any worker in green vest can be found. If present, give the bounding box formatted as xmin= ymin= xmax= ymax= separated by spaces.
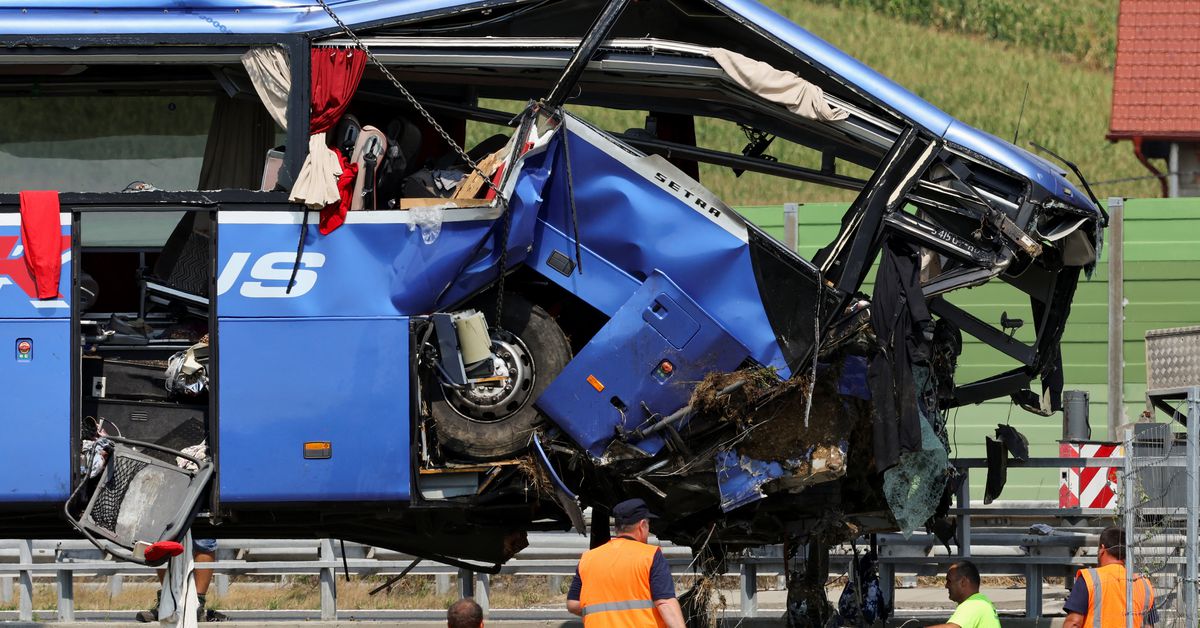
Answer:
xmin=928 ymin=560 xmax=1000 ymax=628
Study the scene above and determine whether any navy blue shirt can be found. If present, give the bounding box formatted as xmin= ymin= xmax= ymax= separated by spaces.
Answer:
xmin=1064 ymin=575 xmax=1158 ymax=624
xmin=567 ymin=540 xmax=675 ymax=602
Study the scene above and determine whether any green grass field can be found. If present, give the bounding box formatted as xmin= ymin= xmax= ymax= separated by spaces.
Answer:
xmin=750 ymin=0 xmax=1157 ymax=202
xmin=801 ymin=0 xmax=1119 ymax=68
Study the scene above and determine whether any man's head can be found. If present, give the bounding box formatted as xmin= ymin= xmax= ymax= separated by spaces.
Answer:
xmin=1099 ymin=526 xmax=1127 ymax=564
xmin=945 ymin=560 xmax=981 ymax=604
xmin=612 ymin=498 xmax=659 ymax=543
xmin=447 ymin=597 xmax=483 ymax=628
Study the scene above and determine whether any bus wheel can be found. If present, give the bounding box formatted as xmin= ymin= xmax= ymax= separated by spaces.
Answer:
xmin=430 ymin=294 xmax=571 ymax=460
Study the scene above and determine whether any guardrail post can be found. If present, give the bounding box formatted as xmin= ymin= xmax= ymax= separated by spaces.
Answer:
xmin=1025 ymin=563 xmax=1040 ymax=618
xmin=740 ymin=560 xmax=758 ymax=617
xmin=549 ymin=575 xmax=564 ymax=595
xmin=56 ymin=552 xmax=75 ymax=619
xmin=879 ymin=560 xmax=894 ymax=612
xmin=214 ymin=546 xmax=231 ymax=597
xmin=458 ymin=568 xmax=475 ymax=598
xmin=475 ymin=573 xmax=490 ymax=613
xmin=214 ymin=572 xmax=230 ymax=598
xmin=108 ymin=574 xmax=123 ymax=598
xmin=436 ymin=573 xmax=452 ymax=595
xmin=1 ymin=575 xmax=13 ymax=604
xmin=318 ymin=539 xmax=337 ymax=620
xmin=18 ymin=539 xmax=33 ymax=621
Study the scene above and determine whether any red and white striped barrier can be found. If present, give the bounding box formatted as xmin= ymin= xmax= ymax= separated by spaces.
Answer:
xmin=1059 ymin=441 xmax=1122 ymax=509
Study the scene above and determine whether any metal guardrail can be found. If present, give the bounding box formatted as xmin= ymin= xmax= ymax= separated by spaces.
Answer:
xmin=0 ymin=458 xmax=1126 ymax=622
xmin=0 ymin=534 xmax=762 ymax=623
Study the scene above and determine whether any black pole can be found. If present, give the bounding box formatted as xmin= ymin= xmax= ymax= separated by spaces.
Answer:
xmin=544 ymin=0 xmax=633 ymax=109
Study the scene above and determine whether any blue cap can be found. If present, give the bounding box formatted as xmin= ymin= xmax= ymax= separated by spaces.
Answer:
xmin=612 ymin=498 xmax=659 ymax=526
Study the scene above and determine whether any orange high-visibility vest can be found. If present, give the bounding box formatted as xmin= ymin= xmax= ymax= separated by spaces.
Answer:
xmin=577 ymin=537 xmax=667 ymax=628
xmin=1076 ymin=563 xmax=1155 ymax=628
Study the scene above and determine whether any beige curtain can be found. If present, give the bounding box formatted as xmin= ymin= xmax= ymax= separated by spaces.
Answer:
xmin=198 ymin=96 xmax=275 ymax=190
xmin=711 ymin=48 xmax=848 ymax=122
xmin=241 ymin=46 xmax=290 ymax=131
xmin=289 ymin=133 xmax=343 ymax=209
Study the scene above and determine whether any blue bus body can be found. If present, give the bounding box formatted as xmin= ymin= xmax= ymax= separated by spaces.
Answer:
xmin=0 ymin=0 xmax=1101 ymax=578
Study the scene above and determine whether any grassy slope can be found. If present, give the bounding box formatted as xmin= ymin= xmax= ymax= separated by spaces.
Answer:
xmin=480 ymin=1 xmax=1155 ymax=205
xmin=744 ymin=1 xmax=1156 ymax=203
xmin=802 ymin=0 xmax=1119 ymax=68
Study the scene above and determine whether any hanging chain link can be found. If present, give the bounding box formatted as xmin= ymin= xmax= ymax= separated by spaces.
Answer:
xmin=313 ymin=0 xmax=515 ymax=321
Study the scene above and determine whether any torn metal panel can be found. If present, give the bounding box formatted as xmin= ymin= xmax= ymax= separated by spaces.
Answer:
xmin=533 ymin=115 xmax=812 ymax=374
xmin=536 ymin=270 xmax=750 ymax=461
xmin=716 ymin=449 xmax=789 ymax=512
xmin=715 ymin=442 xmax=848 ymax=512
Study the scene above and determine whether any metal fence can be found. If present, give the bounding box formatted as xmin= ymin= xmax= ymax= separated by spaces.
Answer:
xmin=1 ymin=485 xmax=1121 ymax=623
xmin=0 ymin=534 xmax=764 ymax=623
xmin=1122 ymin=387 xmax=1200 ymax=628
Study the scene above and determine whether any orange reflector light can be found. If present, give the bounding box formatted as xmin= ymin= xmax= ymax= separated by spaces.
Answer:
xmin=587 ymin=375 xmax=605 ymax=392
xmin=304 ymin=441 xmax=332 ymax=459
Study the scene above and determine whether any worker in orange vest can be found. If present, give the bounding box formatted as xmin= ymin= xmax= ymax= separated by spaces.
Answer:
xmin=1063 ymin=526 xmax=1157 ymax=628
xmin=566 ymin=499 xmax=686 ymax=627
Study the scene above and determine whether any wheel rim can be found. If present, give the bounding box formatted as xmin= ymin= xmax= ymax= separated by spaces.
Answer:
xmin=443 ymin=330 xmax=537 ymax=423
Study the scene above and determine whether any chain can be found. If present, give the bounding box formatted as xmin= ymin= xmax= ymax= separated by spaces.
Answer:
xmin=314 ymin=0 xmax=495 ymax=189
xmin=493 ymin=206 xmax=513 ymax=325
xmin=313 ymin=0 xmax=514 ymax=321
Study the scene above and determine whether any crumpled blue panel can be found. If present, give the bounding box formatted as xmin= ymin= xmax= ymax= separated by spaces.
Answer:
xmin=384 ymin=219 xmax=498 ymax=314
xmin=216 ymin=216 xmax=491 ymax=318
xmin=216 ymin=146 xmax=554 ymax=319
xmin=716 ymin=450 xmax=790 ymax=512
xmin=838 ymin=355 xmax=871 ymax=400
xmin=435 ymin=143 xmax=554 ymax=309
xmin=716 ymin=439 xmax=850 ymax=512
xmin=537 ymin=125 xmax=788 ymax=373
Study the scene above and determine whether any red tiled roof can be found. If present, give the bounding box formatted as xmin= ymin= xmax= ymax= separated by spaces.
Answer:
xmin=1109 ymin=1 xmax=1200 ymax=140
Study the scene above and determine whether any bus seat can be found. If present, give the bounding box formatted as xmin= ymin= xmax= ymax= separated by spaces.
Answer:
xmin=144 ymin=212 xmax=211 ymax=316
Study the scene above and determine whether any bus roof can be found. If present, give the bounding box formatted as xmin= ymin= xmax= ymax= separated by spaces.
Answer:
xmin=0 ymin=0 xmax=1095 ymax=213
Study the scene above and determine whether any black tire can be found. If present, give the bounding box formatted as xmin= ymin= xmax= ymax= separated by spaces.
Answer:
xmin=430 ymin=294 xmax=572 ymax=460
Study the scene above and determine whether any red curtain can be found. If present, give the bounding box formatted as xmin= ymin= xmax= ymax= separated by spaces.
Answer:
xmin=310 ymin=47 xmax=366 ymax=134
xmin=319 ymin=151 xmax=359 ymax=235
xmin=19 ymin=190 xmax=63 ymax=299
xmin=309 ymin=47 xmax=366 ymax=232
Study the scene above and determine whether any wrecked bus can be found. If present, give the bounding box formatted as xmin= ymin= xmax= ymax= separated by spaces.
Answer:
xmin=0 ymin=0 xmax=1102 ymax=620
